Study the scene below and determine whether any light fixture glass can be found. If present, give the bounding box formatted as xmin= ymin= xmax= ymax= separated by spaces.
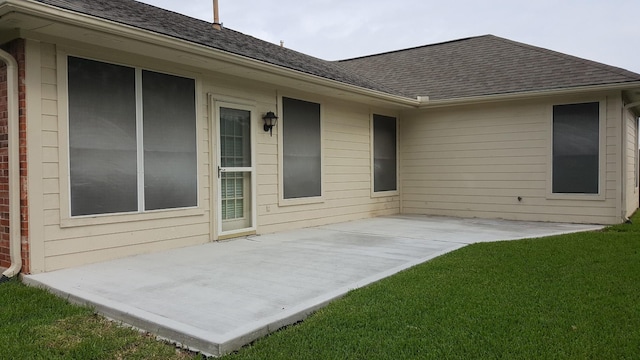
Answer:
xmin=262 ymin=111 xmax=278 ymax=136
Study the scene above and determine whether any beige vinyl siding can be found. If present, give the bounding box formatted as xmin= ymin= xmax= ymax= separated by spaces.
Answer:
xmin=625 ymin=108 xmax=639 ymax=217
xmin=400 ymin=95 xmax=621 ymax=224
xmin=33 ymin=42 xmax=212 ymax=272
xmin=25 ymin=39 xmax=47 ymax=273
xmin=257 ymin=99 xmax=400 ymax=234
xmin=26 ymin=35 xmax=631 ymax=273
xmin=27 ymin=39 xmax=400 ymax=272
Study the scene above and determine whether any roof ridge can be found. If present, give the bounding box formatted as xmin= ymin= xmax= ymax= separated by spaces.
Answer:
xmin=336 ymin=35 xmax=491 ymax=63
xmin=488 ymin=35 xmax=640 ymax=80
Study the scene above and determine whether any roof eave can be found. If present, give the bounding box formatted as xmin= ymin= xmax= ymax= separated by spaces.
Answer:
xmin=417 ymin=82 xmax=640 ymax=109
xmin=0 ymin=0 xmax=419 ymax=108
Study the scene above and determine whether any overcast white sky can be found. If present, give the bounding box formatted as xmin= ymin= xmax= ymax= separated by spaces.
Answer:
xmin=139 ymin=0 xmax=640 ymax=74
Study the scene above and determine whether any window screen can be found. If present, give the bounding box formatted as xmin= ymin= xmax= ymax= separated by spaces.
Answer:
xmin=552 ymin=102 xmax=599 ymax=194
xmin=68 ymin=57 xmax=138 ymax=216
xmin=373 ymin=114 xmax=397 ymax=192
xmin=67 ymin=57 xmax=198 ymax=216
xmin=282 ymin=97 xmax=321 ymax=199
xmin=142 ymin=70 xmax=197 ymax=210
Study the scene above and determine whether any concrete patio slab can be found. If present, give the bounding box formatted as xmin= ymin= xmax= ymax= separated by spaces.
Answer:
xmin=23 ymin=215 xmax=602 ymax=356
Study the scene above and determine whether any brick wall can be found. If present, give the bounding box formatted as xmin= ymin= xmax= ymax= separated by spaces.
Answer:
xmin=0 ymin=39 xmax=29 ymax=274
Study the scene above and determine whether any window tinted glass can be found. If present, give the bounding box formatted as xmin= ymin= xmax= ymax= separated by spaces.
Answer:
xmin=552 ymin=102 xmax=599 ymax=194
xmin=373 ymin=114 xmax=397 ymax=192
xmin=68 ymin=57 xmax=198 ymax=216
xmin=68 ymin=57 xmax=138 ymax=216
xmin=142 ymin=70 xmax=197 ymax=210
xmin=282 ymin=97 xmax=321 ymax=199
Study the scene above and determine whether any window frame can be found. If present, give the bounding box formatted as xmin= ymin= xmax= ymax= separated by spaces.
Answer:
xmin=370 ymin=113 xmax=399 ymax=198
xmin=546 ymin=99 xmax=606 ymax=201
xmin=57 ymin=51 xmax=203 ymax=227
xmin=277 ymin=93 xmax=325 ymax=206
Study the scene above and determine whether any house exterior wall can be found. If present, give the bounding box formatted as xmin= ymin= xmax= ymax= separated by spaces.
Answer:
xmin=31 ymin=41 xmax=211 ymax=272
xmin=16 ymin=34 xmax=636 ymax=273
xmin=0 ymin=38 xmax=29 ymax=273
xmin=258 ymin=96 xmax=400 ymax=234
xmin=624 ymin=108 xmax=639 ymax=217
xmin=400 ymin=93 xmax=626 ymax=225
xmin=25 ymin=40 xmax=399 ymax=273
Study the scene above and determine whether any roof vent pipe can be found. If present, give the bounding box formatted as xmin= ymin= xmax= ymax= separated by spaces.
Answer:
xmin=212 ymin=0 xmax=222 ymax=30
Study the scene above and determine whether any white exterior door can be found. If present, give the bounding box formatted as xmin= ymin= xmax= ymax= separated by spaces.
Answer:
xmin=216 ymin=103 xmax=256 ymax=235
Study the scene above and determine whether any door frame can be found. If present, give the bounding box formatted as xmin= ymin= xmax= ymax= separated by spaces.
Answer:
xmin=210 ymin=95 xmax=257 ymax=238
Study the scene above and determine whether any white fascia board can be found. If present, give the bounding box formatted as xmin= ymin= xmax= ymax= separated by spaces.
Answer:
xmin=416 ymin=82 xmax=640 ymax=109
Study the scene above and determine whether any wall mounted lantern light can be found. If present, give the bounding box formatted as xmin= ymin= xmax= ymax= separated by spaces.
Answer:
xmin=263 ymin=111 xmax=278 ymax=136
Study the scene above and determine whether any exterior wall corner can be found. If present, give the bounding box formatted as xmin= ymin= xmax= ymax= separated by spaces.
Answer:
xmin=0 ymin=38 xmax=29 ymax=273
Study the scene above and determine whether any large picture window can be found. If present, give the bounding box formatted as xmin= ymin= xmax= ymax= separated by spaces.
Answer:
xmin=552 ymin=102 xmax=599 ymax=194
xmin=282 ymin=97 xmax=321 ymax=199
xmin=373 ymin=114 xmax=397 ymax=192
xmin=68 ymin=56 xmax=197 ymax=216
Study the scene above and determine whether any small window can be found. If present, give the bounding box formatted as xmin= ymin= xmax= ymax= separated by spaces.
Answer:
xmin=552 ymin=102 xmax=599 ymax=194
xmin=282 ymin=97 xmax=321 ymax=199
xmin=68 ymin=56 xmax=197 ymax=216
xmin=373 ymin=114 xmax=397 ymax=192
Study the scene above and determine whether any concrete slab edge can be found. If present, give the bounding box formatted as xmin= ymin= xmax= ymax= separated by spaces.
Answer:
xmin=19 ymin=242 xmax=467 ymax=357
xmin=21 ymin=275 xmax=223 ymax=357
xmin=17 ymin=223 xmax=601 ymax=357
xmin=480 ymin=225 xmax=606 ymax=243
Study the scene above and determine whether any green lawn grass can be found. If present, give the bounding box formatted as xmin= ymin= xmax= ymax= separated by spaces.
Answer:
xmin=0 ymin=278 xmax=198 ymax=359
xmin=1 ymin=213 xmax=639 ymax=359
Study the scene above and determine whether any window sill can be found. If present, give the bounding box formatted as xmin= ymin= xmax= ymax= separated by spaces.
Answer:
xmin=545 ymin=193 xmax=606 ymax=201
xmin=371 ymin=190 xmax=399 ymax=198
xmin=59 ymin=207 xmax=205 ymax=228
xmin=278 ymin=196 xmax=324 ymax=207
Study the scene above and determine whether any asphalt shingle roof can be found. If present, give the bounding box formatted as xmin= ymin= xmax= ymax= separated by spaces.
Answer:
xmin=34 ymin=0 xmax=398 ymax=95
xmin=338 ymin=35 xmax=640 ymax=100
xmin=34 ymin=0 xmax=640 ymax=101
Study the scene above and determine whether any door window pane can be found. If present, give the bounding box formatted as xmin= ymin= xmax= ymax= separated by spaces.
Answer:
xmin=68 ymin=57 xmax=138 ymax=216
xmin=282 ymin=97 xmax=321 ymax=199
xmin=552 ymin=102 xmax=599 ymax=194
xmin=373 ymin=114 xmax=397 ymax=192
xmin=142 ymin=70 xmax=197 ymax=210
xmin=221 ymin=172 xmax=245 ymax=220
xmin=220 ymin=171 xmax=252 ymax=231
xmin=220 ymin=108 xmax=251 ymax=168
